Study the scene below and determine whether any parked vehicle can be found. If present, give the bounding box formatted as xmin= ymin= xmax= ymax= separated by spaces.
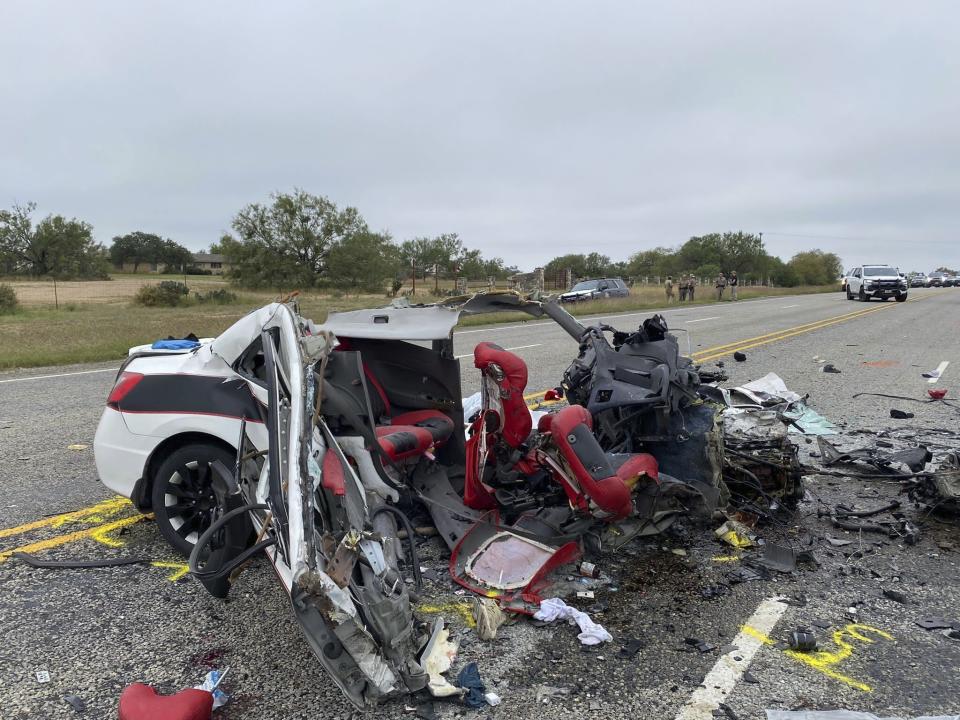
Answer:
xmin=841 ymin=269 xmax=854 ymax=292
xmin=845 ymin=265 xmax=908 ymax=302
xmin=909 ymin=273 xmax=928 ymax=288
xmin=943 ymin=275 xmax=957 ymax=287
xmin=558 ymin=277 xmax=630 ymax=303
xmin=928 ymin=271 xmax=947 ymax=287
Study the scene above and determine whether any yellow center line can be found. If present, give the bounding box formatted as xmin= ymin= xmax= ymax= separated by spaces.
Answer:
xmin=0 ymin=514 xmax=150 ymax=563
xmin=0 ymin=496 xmax=132 ymax=540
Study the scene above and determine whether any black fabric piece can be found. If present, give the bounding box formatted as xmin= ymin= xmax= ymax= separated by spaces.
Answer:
xmin=890 ymin=409 xmax=914 ymax=419
xmin=456 ymin=661 xmax=486 ymax=708
xmin=380 ymin=430 xmax=420 ymax=455
xmin=733 ymin=351 xmax=746 ymax=362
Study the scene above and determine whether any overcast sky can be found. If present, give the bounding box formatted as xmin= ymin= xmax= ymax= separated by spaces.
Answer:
xmin=3 ymin=1 xmax=958 ymax=272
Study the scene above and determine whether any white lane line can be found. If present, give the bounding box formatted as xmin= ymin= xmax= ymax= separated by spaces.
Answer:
xmin=685 ymin=316 xmax=720 ymax=324
xmin=928 ymin=360 xmax=949 ymax=384
xmin=0 ymin=367 xmax=120 ymax=384
xmin=781 ymin=304 xmax=800 ymax=309
xmin=674 ymin=596 xmax=788 ymax=720
xmin=454 ymin=343 xmax=542 ymax=360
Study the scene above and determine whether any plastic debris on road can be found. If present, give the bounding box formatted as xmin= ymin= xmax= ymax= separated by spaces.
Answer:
xmin=533 ymin=597 xmax=613 ymax=645
xmin=195 ymin=669 xmax=230 ymax=710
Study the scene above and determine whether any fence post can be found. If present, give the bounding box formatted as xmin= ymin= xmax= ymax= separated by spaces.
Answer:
xmin=53 ymin=277 xmax=59 ymax=310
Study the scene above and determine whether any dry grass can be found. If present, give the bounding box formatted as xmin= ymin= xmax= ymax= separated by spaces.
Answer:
xmin=0 ymin=283 xmax=837 ymax=370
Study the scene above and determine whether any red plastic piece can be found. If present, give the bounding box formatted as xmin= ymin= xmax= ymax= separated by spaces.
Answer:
xmin=473 ymin=342 xmax=532 ymax=448
xmin=543 ymin=388 xmax=561 ymax=401
xmin=929 ymin=388 xmax=948 ymax=400
xmin=321 ymin=450 xmax=346 ymax=496
xmin=118 ymin=684 xmax=213 ymax=720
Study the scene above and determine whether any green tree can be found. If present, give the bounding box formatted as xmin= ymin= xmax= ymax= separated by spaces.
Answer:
xmin=785 ymin=250 xmax=842 ymax=286
xmin=110 ymin=232 xmax=193 ymax=272
xmin=223 ymin=190 xmax=368 ymax=289
xmin=326 ymin=231 xmax=401 ymax=292
xmin=399 ymin=233 xmax=464 ymax=279
xmin=544 ymin=252 xmax=613 ymax=278
xmin=0 ymin=202 xmax=109 ymax=278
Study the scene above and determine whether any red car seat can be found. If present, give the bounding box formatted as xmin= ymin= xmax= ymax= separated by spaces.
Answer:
xmin=472 ymin=342 xmax=532 ymax=448
xmin=546 ymin=405 xmax=657 ymax=520
xmin=362 ymin=362 xmax=454 ymax=462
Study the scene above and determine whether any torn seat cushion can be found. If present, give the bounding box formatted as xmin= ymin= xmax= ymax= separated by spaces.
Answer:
xmin=390 ymin=409 xmax=454 ymax=445
xmin=474 ymin=342 xmax=532 ymax=448
xmin=376 ymin=425 xmax=436 ymax=462
xmin=549 ymin=405 xmax=635 ymax=520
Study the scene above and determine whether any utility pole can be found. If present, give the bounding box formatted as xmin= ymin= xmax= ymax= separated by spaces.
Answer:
xmin=411 ymin=257 xmax=416 ymax=295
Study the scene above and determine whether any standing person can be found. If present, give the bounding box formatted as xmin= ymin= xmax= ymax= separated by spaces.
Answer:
xmin=715 ymin=272 xmax=727 ymax=301
xmin=678 ymin=275 xmax=687 ymax=302
xmin=688 ymin=275 xmax=696 ymax=301
xmin=665 ymin=275 xmax=675 ymax=303
xmin=730 ymin=270 xmax=739 ymax=300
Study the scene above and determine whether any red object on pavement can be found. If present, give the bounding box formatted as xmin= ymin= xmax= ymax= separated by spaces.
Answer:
xmin=928 ymin=388 xmax=948 ymax=400
xmin=543 ymin=388 xmax=561 ymax=401
xmin=118 ymin=683 xmax=213 ymax=720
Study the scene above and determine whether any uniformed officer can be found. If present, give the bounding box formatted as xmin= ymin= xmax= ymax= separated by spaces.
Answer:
xmin=716 ymin=272 xmax=727 ymax=301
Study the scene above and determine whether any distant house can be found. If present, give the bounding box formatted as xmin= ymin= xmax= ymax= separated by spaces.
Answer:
xmin=192 ymin=253 xmax=229 ymax=275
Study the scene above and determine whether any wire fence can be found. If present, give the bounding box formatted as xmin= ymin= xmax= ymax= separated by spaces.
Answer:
xmin=3 ymin=273 xmax=777 ymax=309
xmin=3 ymin=275 xmax=233 ymax=309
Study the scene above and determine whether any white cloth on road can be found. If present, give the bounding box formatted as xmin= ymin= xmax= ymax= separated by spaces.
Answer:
xmin=533 ymin=597 xmax=612 ymax=645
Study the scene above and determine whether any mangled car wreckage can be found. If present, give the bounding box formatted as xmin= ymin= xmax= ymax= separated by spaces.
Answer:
xmin=95 ymin=292 xmax=804 ymax=706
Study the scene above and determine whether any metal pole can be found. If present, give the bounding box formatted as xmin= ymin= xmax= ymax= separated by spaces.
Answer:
xmin=53 ymin=277 xmax=59 ymax=310
xmin=411 ymin=258 xmax=416 ymax=295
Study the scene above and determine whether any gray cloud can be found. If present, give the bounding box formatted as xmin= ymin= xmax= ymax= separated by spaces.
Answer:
xmin=2 ymin=0 xmax=958 ymax=272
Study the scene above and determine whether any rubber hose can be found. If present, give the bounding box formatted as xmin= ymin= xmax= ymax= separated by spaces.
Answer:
xmin=371 ymin=505 xmax=423 ymax=590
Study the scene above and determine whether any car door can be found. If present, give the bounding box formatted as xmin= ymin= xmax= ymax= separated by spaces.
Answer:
xmin=850 ymin=268 xmax=862 ymax=293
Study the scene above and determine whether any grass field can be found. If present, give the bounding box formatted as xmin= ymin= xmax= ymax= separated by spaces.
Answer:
xmin=0 ymin=282 xmax=837 ymax=370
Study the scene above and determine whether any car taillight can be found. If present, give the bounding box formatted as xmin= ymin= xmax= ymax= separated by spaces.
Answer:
xmin=107 ymin=371 xmax=144 ymax=408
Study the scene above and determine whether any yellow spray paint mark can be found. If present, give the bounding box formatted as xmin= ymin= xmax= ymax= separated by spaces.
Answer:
xmin=151 ymin=561 xmax=191 ymax=582
xmin=711 ymin=554 xmax=741 ymax=563
xmin=0 ymin=513 xmax=149 ymax=563
xmin=743 ymin=622 xmax=893 ymax=692
xmin=0 ymin=496 xmax=133 ymax=540
xmin=418 ymin=601 xmax=477 ymax=628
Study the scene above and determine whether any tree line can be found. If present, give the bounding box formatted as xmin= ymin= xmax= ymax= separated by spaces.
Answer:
xmin=2 ymin=195 xmax=843 ymax=290
xmin=544 ymin=232 xmax=843 ymax=287
xmin=213 ymin=190 xmax=514 ymax=292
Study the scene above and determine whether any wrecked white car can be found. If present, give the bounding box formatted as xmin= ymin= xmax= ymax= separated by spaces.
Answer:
xmin=98 ymin=291 xmax=805 ymax=706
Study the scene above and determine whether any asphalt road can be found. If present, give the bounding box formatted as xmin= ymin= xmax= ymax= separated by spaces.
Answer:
xmin=1 ymin=287 xmax=959 ymax=719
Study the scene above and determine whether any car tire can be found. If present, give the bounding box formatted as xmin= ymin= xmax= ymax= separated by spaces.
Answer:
xmin=151 ymin=442 xmax=235 ymax=556
xmin=858 ymin=288 xmax=868 ymax=302
xmin=896 ymin=293 xmax=907 ymax=303
xmin=846 ymin=289 xmax=854 ymax=300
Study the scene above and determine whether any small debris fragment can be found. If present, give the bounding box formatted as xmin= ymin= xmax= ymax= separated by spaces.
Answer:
xmin=821 ymin=363 xmax=841 ymax=374
xmin=684 ymin=637 xmax=716 ymax=653
xmin=35 ymin=669 xmax=51 ymax=683
xmin=67 ymin=444 xmax=89 ymax=451
xmin=733 ymin=351 xmax=747 ymax=362
xmin=928 ymin=388 xmax=948 ymax=400
xmin=618 ymin=638 xmax=645 ymax=658
xmin=889 ymin=409 xmax=914 ymax=419
xmin=63 ymin=694 xmax=86 ymax=713
xmin=825 ymin=536 xmax=853 ymax=547
xmin=881 ymin=588 xmax=907 ymax=604
xmin=788 ymin=628 xmax=817 ymax=652
xmin=742 ymin=670 xmax=759 ymax=684
xmin=916 ymin=617 xmax=958 ymax=631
